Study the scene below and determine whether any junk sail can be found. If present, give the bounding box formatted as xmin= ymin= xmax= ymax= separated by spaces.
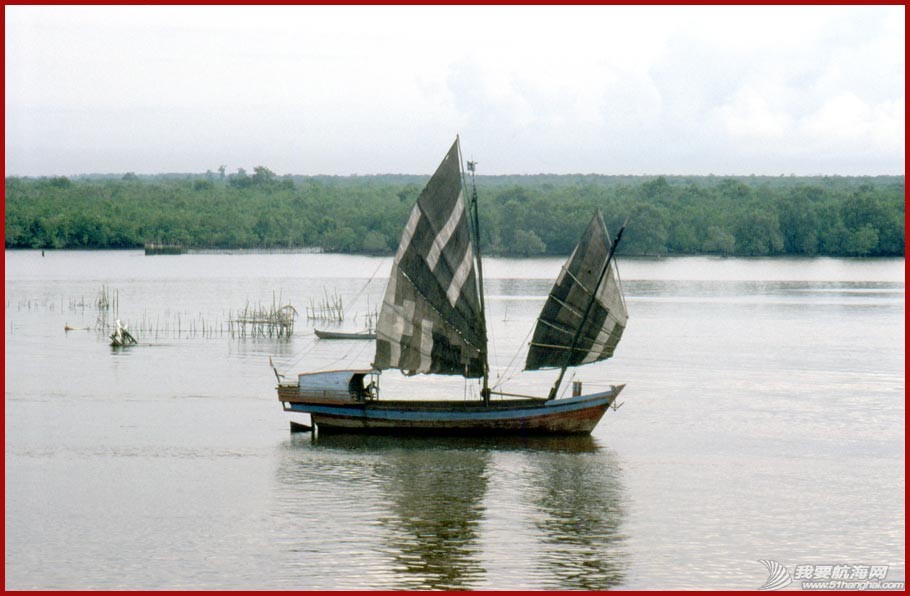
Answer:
xmin=373 ymin=139 xmax=486 ymax=377
xmin=525 ymin=212 xmax=627 ymax=371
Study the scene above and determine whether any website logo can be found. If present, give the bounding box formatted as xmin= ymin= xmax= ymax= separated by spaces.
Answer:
xmin=758 ymin=559 xmax=793 ymax=591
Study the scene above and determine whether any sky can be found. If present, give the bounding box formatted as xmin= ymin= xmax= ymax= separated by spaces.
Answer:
xmin=5 ymin=5 xmax=905 ymax=177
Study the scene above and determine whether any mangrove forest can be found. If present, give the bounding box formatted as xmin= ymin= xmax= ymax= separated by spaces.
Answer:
xmin=4 ymin=169 xmax=904 ymax=257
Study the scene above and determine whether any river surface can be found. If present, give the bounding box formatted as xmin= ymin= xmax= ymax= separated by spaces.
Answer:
xmin=4 ymin=251 xmax=905 ymax=589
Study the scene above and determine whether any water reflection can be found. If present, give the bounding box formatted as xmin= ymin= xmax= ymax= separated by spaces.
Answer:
xmin=525 ymin=445 xmax=628 ymax=589
xmin=274 ymin=433 xmax=627 ymax=590
xmin=7 ymin=251 xmax=904 ymax=589
xmin=311 ymin=432 xmax=601 ymax=453
xmin=313 ymin=434 xmax=490 ymax=590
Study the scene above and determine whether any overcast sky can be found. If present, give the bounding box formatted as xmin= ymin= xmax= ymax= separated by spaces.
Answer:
xmin=5 ymin=5 xmax=905 ymax=177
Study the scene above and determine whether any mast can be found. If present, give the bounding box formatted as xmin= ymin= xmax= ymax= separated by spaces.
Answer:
xmin=459 ymin=139 xmax=491 ymax=404
xmin=547 ymin=220 xmax=626 ymax=401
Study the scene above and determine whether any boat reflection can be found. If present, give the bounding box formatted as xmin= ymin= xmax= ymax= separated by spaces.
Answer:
xmin=274 ymin=433 xmax=491 ymax=589
xmin=309 ymin=431 xmax=601 ymax=454
xmin=306 ymin=433 xmax=629 ymax=590
xmin=524 ymin=445 xmax=628 ymax=589
xmin=372 ymin=442 xmax=489 ymax=589
xmin=274 ymin=432 xmax=626 ymax=589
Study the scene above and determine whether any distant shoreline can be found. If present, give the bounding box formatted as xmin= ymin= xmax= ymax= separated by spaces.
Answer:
xmin=6 ymin=247 xmax=905 ymax=260
xmin=5 ymin=173 xmax=904 ymax=258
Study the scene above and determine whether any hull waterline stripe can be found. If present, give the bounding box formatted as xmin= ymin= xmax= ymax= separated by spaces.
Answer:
xmin=285 ymin=391 xmax=617 ymax=422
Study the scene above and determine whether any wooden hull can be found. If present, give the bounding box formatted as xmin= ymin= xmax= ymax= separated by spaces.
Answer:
xmin=314 ymin=329 xmax=376 ymax=340
xmin=279 ymin=386 xmax=623 ymax=435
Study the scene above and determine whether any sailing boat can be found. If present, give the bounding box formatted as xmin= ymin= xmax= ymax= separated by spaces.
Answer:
xmin=276 ymin=138 xmax=628 ymax=434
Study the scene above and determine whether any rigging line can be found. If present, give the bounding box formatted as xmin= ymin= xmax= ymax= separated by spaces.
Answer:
xmin=559 ymin=370 xmax=576 ymax=399
xmin=349 ymin=338 xmax=373 ymax=368
xmin=275 ymin=332 xmax=321 ymax=373
xmin=342 ymin=257 xmax=387 ymax=318
xmin=491 ymin=323 xmax=535 ymax=391
xmin=322 ymin=335 xmax=372 ymax=370
xmin=275 ymin=259 xmax=388 ymax=374
xmin=486 ymin=293 xmax=500 ymax=388
xmin=613 ymin=260 xmax=628 ymax=312
xmin=495 ymin=362 xmax=525 ymax=393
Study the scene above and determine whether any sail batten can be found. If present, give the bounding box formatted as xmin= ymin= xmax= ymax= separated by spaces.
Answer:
xmin=549 ymin=295 xmax=585 ymax=319
xmin=373 ymin=139 xmax=486 ymax=377
xmin=525 ymin=212 xmax=628 ymax=371
xmin=536 ymin=310 xmax=622 ymax=338
xmin=562 ymin=267 xmax=594 ymax=297
xmin=529 ymin=342 xmax=588 ymax=351
xmin=535 ymin=318 xmax=576 ymax=337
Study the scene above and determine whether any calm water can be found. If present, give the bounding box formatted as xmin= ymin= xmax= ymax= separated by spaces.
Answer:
xmin=5 ymin=251 xmax=905 ymax=589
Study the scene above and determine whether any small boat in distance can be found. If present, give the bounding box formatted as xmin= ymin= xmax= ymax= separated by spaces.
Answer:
xmin=144 ymin=243 xmax=186 ymax=255
xmin=314 ymin=328 xmax=377 ymax=340
xmin=276 ymin=137 xmax=628 ymax=435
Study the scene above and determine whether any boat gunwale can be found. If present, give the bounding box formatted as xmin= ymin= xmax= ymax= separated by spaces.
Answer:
xmin=292 ymin=368 xmax=375 ymax=378
xmin=281 ymin=387 xmax=621 ymax=417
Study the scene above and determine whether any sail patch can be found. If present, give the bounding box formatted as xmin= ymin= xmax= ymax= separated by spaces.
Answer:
xmin=396 ymin=204 xmax=422 ymax=261
xmin=426 ymin=192 xmax=465 ymax=271
xmin=447 ymin=244 xmax=474 ymax=307
xmin=418 ymin=320 xmax=434 ymax=373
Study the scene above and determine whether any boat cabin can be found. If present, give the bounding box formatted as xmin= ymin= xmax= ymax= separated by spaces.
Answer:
xmin=279 ymin=369 xmax=379 ymax=404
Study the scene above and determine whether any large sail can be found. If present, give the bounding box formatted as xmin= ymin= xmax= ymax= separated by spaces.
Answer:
xmin=373 ymin=139 xmax=486 ymax=377
xmin=525 ymin=212 xmax=627 ymax=371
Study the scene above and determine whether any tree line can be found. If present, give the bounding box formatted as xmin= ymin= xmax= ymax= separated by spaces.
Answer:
xmin=4 ymin=168 xmax=904 ymax=257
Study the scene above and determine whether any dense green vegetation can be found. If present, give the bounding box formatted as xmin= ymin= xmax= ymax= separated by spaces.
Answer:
xmin=5 ymin=169 xmax=904 ymax=257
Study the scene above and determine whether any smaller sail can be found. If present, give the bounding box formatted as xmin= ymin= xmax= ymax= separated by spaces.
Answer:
xmin=525 ymin=212 xmax=627 ymax=371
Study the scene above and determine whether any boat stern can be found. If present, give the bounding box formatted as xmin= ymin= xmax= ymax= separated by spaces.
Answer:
xmin=277 ymin=369 xmax=378 ymax=409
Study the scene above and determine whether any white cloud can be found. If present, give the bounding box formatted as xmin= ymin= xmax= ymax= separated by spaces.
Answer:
xmin=720 ymin=93 xmax=792 ymax=139
xmin=800 ymin=94 xmax=905 ymax=154
xmin=5 ymin=5 xmax=905 ymax=176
